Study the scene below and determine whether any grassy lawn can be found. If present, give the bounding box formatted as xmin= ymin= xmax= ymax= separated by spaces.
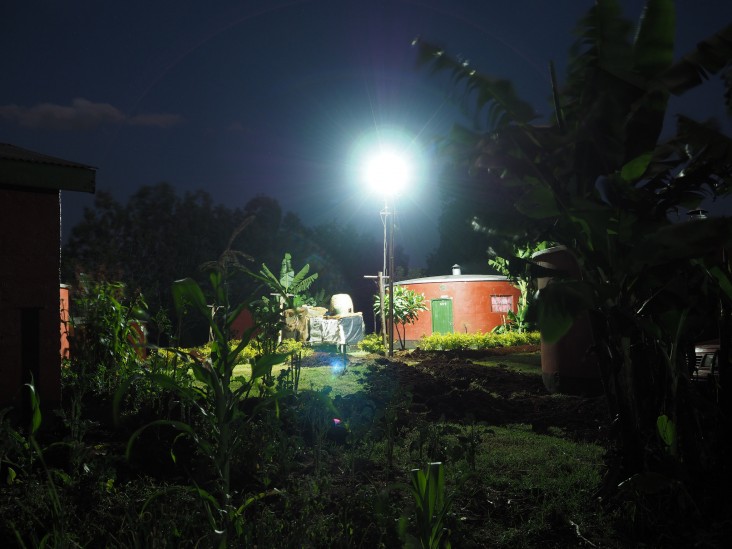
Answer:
xmin=232 ymin=357 xmax=370 ymax=397
xmin=233 ymin=349 xmax=542 ymax=396
xmin=473 ymin=351 xmax=543 ymax=375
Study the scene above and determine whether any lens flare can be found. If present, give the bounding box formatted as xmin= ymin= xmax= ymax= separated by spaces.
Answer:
xmin=329 ymin=356 xmax=347 ymax=375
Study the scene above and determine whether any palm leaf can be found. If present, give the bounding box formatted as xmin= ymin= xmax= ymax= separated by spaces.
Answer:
xmin=660 ymin=22 xmax=732 ymax=98
xmin=657 ymin=116 xmax=732 ymax=201
xmin=279 ymin=253 xmax=294 ymax=289
xmin=567 ymin=0 xmax=634 ymax=82
xmin=633 ymin=0 xmax=675 ymax=77
xmin=413 ymin=38 xmax=538 ymax=129
xmin=290 ymin=266 xmax=318 ymax=294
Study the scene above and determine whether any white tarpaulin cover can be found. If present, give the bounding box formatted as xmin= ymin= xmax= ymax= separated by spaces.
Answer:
xmin=308 ymin=317 xmax=340 ymax=344
xmin=307 ymin=313 xmax=364 ymax=345
xmin=336 ymin=313 xmax=365 ymax=344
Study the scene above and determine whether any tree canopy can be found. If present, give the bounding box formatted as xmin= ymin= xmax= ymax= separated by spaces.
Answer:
xmin=62 ymin=184 xmax=406 ymax=341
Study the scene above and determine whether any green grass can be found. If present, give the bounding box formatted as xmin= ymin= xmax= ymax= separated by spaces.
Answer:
xmin=480 ymin=423 xmax=603 ymax=498
xmin=473 ymin=351 xmax=542 ymax=375
xmin=368 ymin=418 xmax=610 ymax=547
xmin=479 ymin=424 xmax=611 ymax=545
xmin=232 ymin=359 xmax=374 ymax=397
xmin=231 ymin=349 xmax=542 ymax=398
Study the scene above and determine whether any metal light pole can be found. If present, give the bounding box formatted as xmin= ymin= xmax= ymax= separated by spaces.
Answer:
xmin=379 ymin=198 xmax=395 ymax=357
xmin=387 ymin=198 xmax=395 ymax=357
xmin=380 ymin=203 xmax=389 ymax=348
xmin=362 ymin=145 xmax=412 ymax=358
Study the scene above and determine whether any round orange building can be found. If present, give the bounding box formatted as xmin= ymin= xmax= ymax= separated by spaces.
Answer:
xmin=396 ymin=267 xmax=521 ymax=348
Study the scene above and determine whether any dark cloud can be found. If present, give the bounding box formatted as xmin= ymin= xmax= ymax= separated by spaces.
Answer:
xmin=0 ymin=98 xmax=183 ymax=130
xmin=128 ymin=112 xmax=185 ymax=128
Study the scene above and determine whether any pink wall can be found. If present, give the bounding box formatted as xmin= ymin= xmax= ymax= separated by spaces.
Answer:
xmin=60 ymin=285 xmax=71 ymax=360
xmin=230 ymin=308 xmax=255 ymax=340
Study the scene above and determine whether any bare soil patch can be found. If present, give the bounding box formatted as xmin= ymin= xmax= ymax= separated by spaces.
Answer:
xmin=307 ymin=347 xmax=611 ymax=444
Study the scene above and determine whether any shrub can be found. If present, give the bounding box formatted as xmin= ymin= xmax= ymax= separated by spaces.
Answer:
xmin=65 ymin=275 xmax=148 ymax=397
xmin=276 ymin=338 xmax=314 ymax=358
xmin=182 ymin=339 xmax=257 ymax=365
xmin=359 ymin=333 xmax=386 ymax=354
xmin=418 ymin=331 xmax=540 ymax=351
xmin=374 ymin=287 xmax=428 ymax=349
xmin=183 ymin=338 xmax=312 ymax=366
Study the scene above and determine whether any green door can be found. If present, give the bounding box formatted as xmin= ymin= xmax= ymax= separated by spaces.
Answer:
xmin=431 ymin=299 xmax=453 ymax=334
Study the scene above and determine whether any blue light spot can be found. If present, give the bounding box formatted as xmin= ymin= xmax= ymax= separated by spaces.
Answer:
xmin=329 ymin=356 xmax=347 ymax=375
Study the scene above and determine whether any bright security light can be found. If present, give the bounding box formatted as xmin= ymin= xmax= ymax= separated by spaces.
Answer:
xmin=363 ymin=149 xmax=411 ymax=196
xmin=354 ymin=128 xmax=418 ymax=357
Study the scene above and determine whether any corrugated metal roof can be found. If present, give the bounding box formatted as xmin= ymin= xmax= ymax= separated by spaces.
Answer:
xmin=397 ymin=274 xmax=509 ymax=285
xmin=0 ymin=143 xmax=96 ymax=193
xmin=0 ymin=143 xmax=96 ymax=170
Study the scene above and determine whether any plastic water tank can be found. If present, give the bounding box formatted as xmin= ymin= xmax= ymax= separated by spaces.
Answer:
xmin=532 ymin=246 xmax=601 ymax=395
xmin=330 ymin=294 xmax=354 ymax=315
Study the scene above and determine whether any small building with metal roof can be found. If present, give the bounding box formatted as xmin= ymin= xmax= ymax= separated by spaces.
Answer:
xmin=0 ymin=143 xmax=95 ymax=417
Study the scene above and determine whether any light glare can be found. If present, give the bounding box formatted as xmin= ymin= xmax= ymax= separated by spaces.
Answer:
xmin=363 ymin=150 xmax=411 ymax=196
xmin=329 ymin=357 xmax=347 ymax=375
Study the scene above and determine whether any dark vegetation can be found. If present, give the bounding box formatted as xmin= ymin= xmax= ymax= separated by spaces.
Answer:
xmin=0 ymin=274 xmax=611 ymax=548
xmin=61 ymin=188 xmax=417 ymax=343
xmin=414 ymin=0 xmax=732 ymax=539
xmin=3 ymin=317 xmax=729 ymax=546
xmin=3 ymin=0 xmax=732 ymax=547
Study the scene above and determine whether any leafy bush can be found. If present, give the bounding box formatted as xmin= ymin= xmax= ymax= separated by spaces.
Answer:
xmin=418 ymin=331 xmax=540 ymax=351
xmin=359 ymin=333 xmax=386 ymax=354
xmin=182 ymin=338 xmax=312 ymax=367
xmin=274 ymin=338 xmax=314 ymax=358
xmin=180 ymin=338 xmax=258 ymax=365
xmin=65 ymin=274 xmax=148 ymax=396
xmin=374 ymin=286 xmax=428 ymax=349
xmin=61 ymin=275 xmax=149 ymax=444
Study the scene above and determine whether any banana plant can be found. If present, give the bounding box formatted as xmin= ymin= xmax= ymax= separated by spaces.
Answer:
xmin=415 ymin=0 xmax=732 ymax=484
xmin=249 ymin=253 xmax=319 ymax=356
xmin=258 ymin=252 xmax=318 ymax=310
xmin=488 ymin=242 xmax=551 ymax=333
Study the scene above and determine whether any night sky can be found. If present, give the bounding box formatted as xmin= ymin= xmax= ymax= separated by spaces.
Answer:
xmin=2 ymin=0 xmax=731 ymax=268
